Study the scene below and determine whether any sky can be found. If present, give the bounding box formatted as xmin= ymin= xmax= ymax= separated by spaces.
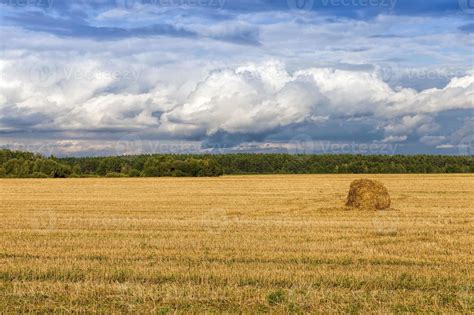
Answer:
xmin=0 ymin=0 xmax=473 ymax=156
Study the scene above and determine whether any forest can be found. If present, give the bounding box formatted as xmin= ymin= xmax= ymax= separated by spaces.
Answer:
xmin=0 ymin=149 xmax=472 ymax=178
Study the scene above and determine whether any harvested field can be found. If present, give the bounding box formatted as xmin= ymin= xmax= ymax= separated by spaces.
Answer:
xmin=0 ymin=175 xmax=473 ymax=313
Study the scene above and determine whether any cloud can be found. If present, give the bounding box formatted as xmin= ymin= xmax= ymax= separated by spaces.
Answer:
xmin=1 ymin=1 xmax=473 ymax=155
xmin=4 ymin=55 xmax=472 ymax=153
xmin=0 ymin=105 xmax=52 ymax=131
xmin=159 ymin=61 xmax=473 ymax=143
xmin=161 ymin=61 xmax=323 ymax=136
xmin=0 ymin=3 xmax=261 ymax=45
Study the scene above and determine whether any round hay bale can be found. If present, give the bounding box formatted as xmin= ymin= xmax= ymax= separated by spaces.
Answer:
xmin=346 ymin=179 xmax=391 ymax=210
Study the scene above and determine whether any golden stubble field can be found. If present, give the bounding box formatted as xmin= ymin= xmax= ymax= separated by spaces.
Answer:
xmin=0 ymin=175 xmax=473 ymax=313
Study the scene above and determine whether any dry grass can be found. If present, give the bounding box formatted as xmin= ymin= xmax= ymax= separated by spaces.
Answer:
xmin=0 ymin=174 xmax=473 ymax=313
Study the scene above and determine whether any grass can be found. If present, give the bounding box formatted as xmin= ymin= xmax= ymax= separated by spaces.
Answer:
xmin=0 ymin=174 xmax=473 ymax=313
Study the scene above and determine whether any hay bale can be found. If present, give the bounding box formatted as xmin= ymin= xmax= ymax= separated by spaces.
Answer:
xmin=346 ymin=179 xmax=391 ymax=210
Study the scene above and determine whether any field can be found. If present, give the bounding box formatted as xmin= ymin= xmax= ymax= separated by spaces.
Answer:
xmin=0 ymin=175 xmax=473 ymax=313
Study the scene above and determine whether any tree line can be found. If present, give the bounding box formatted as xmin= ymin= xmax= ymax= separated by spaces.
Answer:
xmin=0 ymin=149 xmax=472 ymax=178
xmin=0 ymin=150 xmax=223 ymax=178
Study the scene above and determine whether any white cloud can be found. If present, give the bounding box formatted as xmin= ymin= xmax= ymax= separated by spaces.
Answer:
xmin=160 ymin=61 xmax=473 ymax=142
xmin=1 ymin=8 xmax=473 ymax=155
xmin=1 ymin=53 xmax=473 ymax=145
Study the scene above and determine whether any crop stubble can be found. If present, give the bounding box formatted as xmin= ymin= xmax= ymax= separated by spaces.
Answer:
xmin=0 ymin=175 xmax=473 ymax=313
